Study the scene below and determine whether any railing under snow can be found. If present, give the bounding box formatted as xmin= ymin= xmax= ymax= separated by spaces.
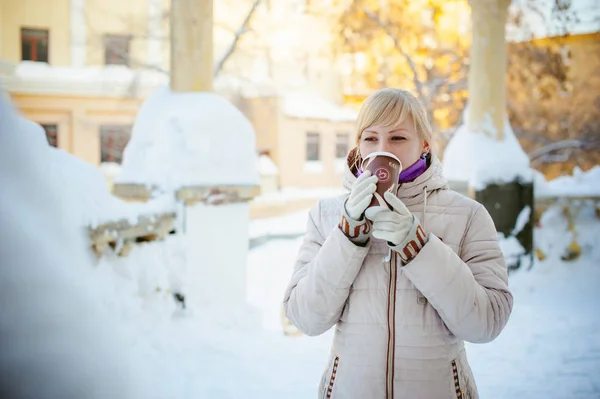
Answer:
xmin=89 ymin=183 xmax=259 ymax=257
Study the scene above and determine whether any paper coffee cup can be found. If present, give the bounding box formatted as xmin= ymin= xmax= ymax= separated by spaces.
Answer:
xmin=361 ymin=151 xmax=402 ymax=209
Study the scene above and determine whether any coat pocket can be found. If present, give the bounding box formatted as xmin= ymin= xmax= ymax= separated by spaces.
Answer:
xmin=321 ymin=356 xmax=339 ymax=399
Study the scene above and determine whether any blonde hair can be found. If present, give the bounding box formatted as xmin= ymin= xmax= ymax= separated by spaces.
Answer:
xmin=350 ymin=88 xmax=433 ymax=171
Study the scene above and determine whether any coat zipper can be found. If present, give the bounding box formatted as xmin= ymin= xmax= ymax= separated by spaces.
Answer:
xmin=385 ymin=251 xmax=398 ymax=399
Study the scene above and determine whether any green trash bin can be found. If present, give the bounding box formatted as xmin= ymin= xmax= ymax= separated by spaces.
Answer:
xmin=475 ymin=180 xmax=534 ymax=270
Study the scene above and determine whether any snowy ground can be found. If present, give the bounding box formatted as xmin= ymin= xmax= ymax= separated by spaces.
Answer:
xmin=2 ymin=96 xmax=599 ymax=398
xmin=243 ymin=205 xmax=600 ymax=399
xmin=115 ymin=202 xmax=599 ymax=399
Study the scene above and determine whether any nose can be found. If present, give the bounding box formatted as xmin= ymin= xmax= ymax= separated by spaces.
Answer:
xmin=377 ymin=140 xmax=392 ymax=154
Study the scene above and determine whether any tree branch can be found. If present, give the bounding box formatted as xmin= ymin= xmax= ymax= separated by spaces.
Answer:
xmin=361 ymin=5 xmax=423 ymax=97
xmin=214 ymin=0 xmax=262 ymax=77
xmin=529 ymin=139 xmax=600 ymax=165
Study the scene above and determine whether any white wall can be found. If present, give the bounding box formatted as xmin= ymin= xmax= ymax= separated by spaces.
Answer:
xmin=184 ymin=202 xmax=251 ymax=309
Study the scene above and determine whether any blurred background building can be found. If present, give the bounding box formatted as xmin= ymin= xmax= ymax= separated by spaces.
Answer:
xmin=0 ymin=0 xmax=598 ymax=217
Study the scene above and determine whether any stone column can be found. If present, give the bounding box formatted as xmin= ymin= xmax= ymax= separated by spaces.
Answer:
xmin=467 ymin=0 xmax=511 ymax=140
xmin=147 ymin=0 xmax=163 ymax=69
xmin=170 ymin=0 xmax=213 ymax=92
xmin=70 ymin=0 xmax=87 ymax=67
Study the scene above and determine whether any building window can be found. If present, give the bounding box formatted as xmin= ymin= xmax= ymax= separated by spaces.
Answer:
xmin=100 ymin=125 xmax=132 ymax=164
xmin=41 ymin=124 xmax=58 ymax=147
xmin=306 ymin=132 xmax=320 ymax=161
xmin=104 ymin=34 xmax=131 ymax=66
xmin=21 ymin=28 xmax=49 ymax=63
xmin=336 ymin=133 xmax=349 ymax=158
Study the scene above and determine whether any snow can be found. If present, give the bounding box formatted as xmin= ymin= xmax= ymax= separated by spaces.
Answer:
xmin=47 ymin=146 xmax=176 ymax=228
xmin=184 ymin=203 xmax=251 ymax=308
xmin=258 ymin=154 xmax=279 ymax=176
xmin=100 ymin=161 xmax=123 ymax=180
xmin=249 ymin=209 xmax=310 ymax=239
xmin=283 ymin=92 xmax=358 ymax=122
xmin=497 ymin=233 xmax=527 ymax=267
xmin=2 ymin=61 xmax=168 ymax=97
xmin=246 ymin=203 xmax=600 ymax=398
xmin=507 ymin=0 xmax=600 ymax=42
xmin=214 ymin=73 xmax=279 ymax=98
xmin=469 ymin=202 xmax=600 ymax=398
xmin=2 ymin=61 xmax=280 ymax=98
xmin=116 ymin=86 xmax=260 ymax=190
xmin=535 ymin=166 xmax=600 ymax=198
xmin=5 ymin=111 xmax=176 ymax=229
xmin=3 ymin=88 xmax=600 ymax=398
xmin=0 ymin=91 xmax=150 ymax=398
xmin=246 ymin=204 xmax=600 ymax=398
xmin=443 ymin=113 xmax=534 ymax=190
xmin=512 ymin=205 xmax=531 ymax=236
xmin=252 ymin=186 xmax=345 ymax=204
xmin=14 ymin=61 xmax=164 ymax=84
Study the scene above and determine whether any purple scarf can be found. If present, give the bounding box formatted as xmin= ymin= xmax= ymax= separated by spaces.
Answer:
xmin=398 ymin=155 xmax=428 ymax=183
xmin=357 ymin=154 xmax=429 ymax=183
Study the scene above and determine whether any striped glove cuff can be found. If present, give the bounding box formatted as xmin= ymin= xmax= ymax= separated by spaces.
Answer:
xmin=389 ymin=216 xmax=428 ymax=265
xmin=339 ymin=203 xmax=371 ymax=246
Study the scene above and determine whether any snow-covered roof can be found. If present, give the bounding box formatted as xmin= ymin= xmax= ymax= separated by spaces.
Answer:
xmin=507 ymin=0 xmax=600 ymax=42
xmin=116 ymin=86 xmax=260 ymax=190
xmin=1 ymin=62 xmax=168 ymax=97
xmin=214 ymin=74 xmax=279 ymax=98
xmin=0 ymin=61 xmax=280 ymax=99
xmin=283 ymin=92 xmax=358 ymax=122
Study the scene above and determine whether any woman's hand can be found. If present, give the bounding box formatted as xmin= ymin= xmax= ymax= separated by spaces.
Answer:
xmin=345 ymin=171 xmax=378 ymax=221
xmin=339 ymin=171 xmax=378 ymax=245
xmin=365 ymin=191 xmax=428 ymax=264
xmin=365 ymin=191 xmax=413 ymax=245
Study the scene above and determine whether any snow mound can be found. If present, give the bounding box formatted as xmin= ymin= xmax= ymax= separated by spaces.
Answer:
xmin=116 ymin=86 xmax=260 ymax=190
xmin=0 ymin=91 xmax=150 ymax=398
xmin=47 ymin=147 xmax=175 ymax=228
xmin=258 ymin=154 xmax=279 ymax=176
xmin=443 ymin=114 xmax=533 ymax=190
xmin=2 ymin=109 xmax=175 ymax=229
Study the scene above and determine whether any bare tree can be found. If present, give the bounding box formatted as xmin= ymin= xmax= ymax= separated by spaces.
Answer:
xmin=214 ymin=0 xmax=262 ymax=76
xmin=334 ymin=0 xmax=469 ymax=148
xmin=86 ymin=0 xmax=262 ymax=80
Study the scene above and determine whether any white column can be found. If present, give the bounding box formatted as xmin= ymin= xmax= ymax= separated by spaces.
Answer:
xmin=466 ymin=0 xmax=511 ymax=140
xmin=170 ymin=0 xmax=213 ymax=92
xmin=185 ymin=203 xmax=250 ymax=309
xmin=147 ymin=0 xmax=163 ymax=68
xmin=70 ymin=0 xmax=87 ymax=67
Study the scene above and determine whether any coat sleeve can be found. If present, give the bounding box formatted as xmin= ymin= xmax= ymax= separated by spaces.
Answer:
xmin=283 ymin=202 xmax=371 ymax=336
xmin=401 ymin=203 xmax=513 ymax=343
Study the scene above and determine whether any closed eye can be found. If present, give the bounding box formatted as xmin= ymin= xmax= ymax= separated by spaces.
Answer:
xmin=392 ymin=136 xmax=406 ymax=141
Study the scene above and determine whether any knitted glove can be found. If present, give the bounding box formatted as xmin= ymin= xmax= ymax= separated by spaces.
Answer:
xmin=365 ymin=191 xmax=428 ymax=264
xmin=339 ymin=171 xmax=377 ymax=245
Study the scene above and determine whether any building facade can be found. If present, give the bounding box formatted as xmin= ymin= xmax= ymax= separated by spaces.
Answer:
xmin=0 ymin=0 xmax=357 ymax=217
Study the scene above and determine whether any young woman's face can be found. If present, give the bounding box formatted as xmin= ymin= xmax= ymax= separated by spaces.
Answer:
xmin=359 ymin=116 xmax=427 ymax=170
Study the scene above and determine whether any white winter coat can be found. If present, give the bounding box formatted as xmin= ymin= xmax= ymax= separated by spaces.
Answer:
xmin=283 ymin=156 xmax=513 ymax=398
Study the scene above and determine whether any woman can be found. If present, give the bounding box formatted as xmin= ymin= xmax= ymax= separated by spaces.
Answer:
xmin=283 ymin=88 xmax=513 ymax=398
